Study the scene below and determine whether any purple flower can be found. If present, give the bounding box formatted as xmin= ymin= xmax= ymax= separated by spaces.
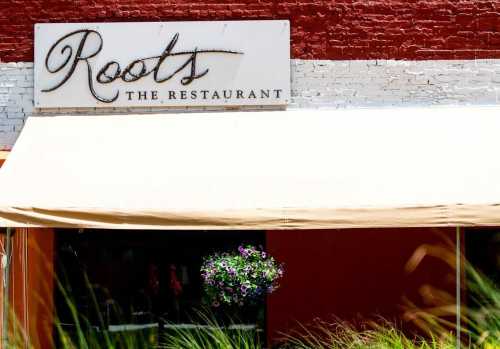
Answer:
xmin=239 ymin=246 xmax=249 ymax=257
xmin=202 ymin=245 xmax=283 ymax=306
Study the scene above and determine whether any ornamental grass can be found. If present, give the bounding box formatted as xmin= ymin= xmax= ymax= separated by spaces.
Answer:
xmin=2 ymin=243 xmax=499 ymax=348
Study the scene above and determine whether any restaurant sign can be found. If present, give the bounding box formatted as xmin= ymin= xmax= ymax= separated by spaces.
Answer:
xmin=34 ymin=21 xmax=290 ymax=108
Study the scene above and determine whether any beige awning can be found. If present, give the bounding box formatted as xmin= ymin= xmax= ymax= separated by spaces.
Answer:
xmin=1 ymin=107 xmax=500 ymax=229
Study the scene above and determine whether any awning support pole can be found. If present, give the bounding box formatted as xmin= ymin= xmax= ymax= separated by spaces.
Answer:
xmin=2 ymin=227 xmax=12 ymax=349
xmin=456 ymin=226 xmax=461 ymax=349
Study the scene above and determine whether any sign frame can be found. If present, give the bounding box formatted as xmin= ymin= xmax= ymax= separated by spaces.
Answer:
xmin=34 ymin=20 xmax=291 ymax=108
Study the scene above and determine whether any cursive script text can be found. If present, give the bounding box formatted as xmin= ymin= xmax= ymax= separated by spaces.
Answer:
xmin=42 ymin=29 xmax=243 ymax=103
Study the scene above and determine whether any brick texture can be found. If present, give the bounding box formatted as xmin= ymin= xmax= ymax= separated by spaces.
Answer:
xmin=3 ymin=58 xmax=500 ymax=149
xmin=0 ymin=62 xmax=32 ymax=149
xmin=3 ymin=1 xmax=500 ymax=61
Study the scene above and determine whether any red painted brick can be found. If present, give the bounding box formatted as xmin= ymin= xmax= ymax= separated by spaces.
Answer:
xmin=3 ymin=0 xmax=500 ymax=61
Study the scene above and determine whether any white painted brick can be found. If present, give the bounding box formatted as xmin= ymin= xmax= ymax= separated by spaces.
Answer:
xmin=5 ymin=106 xmax=20 ymax=113
xmin=3 ymin=59 xmax=500 ymax=149
xmin=4 ymin=118 xmax=23 ymax=127
xmin=6 ymin=112 xmax=24 ymax=119
xmin=0 ymin=82 xmax=15 ymax=88
xmin=9 ymin=87 xmax=27 ymax=94
xmin=17 ymin=81 xmax=33 ymax=88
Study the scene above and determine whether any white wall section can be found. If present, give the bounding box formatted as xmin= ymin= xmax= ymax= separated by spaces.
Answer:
xmin=2 ymin=59 xmax=500 ymax=149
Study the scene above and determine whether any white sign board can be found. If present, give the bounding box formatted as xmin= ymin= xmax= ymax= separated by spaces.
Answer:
xmin=34 ymin=21 xmax=290 ymax=108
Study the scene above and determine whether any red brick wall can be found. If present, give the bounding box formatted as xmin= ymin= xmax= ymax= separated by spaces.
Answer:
xmin=2 ymin=1 xmax=500 ymax=62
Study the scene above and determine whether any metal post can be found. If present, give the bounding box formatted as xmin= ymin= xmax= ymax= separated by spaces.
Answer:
xmin=456 ymin=226 xmax=461 ymax=349
xmin=2 ymin=227 xmax=12 ymax=349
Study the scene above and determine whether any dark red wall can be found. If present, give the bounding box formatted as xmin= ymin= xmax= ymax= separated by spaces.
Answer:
xmin=11 ymin=229 xmax=55 ymax=349
xmin=3 ymin=1 xmax=500 ymax=61
xmin=266 ymin=228 xmax=457 ymax=344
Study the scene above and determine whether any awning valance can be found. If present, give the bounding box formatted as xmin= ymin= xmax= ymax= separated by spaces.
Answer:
xmin=1 ymin=107 xmax=500 ymax=229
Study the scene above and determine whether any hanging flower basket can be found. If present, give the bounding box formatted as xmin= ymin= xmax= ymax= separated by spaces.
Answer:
xmin=201 ymin=245 xmax=284 ymax=308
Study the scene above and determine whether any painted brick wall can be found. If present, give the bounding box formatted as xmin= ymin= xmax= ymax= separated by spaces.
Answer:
xmin=4 ymin=1 xmax=500 ymax=149
xmin=3 ymin=1 xmax=500 ymax=62
xmin=291 ymin=59 xmax=500 ymax=108
xmin=3 ymin=58 xmax=500 ymax=149
xmin=0 ymin=62 xmax=32 ymax=149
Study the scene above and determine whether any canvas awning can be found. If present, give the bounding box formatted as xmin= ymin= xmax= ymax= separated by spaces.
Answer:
xmin=1 ymin=107 xmax=500 ymax=229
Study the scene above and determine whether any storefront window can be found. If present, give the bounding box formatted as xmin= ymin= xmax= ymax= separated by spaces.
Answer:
xmin=54 ymin=229 xmax=265 ymax=342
